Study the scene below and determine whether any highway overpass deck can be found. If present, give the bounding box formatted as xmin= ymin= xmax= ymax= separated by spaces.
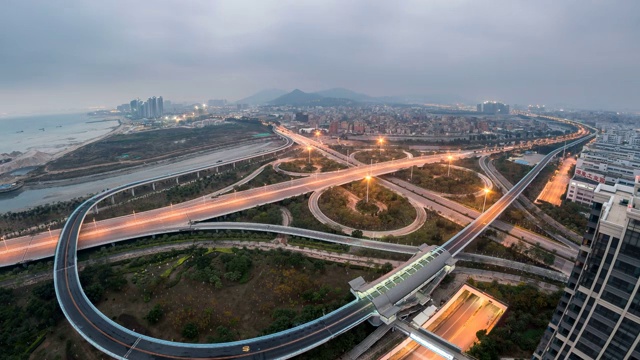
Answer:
xmin=51 ymin=127 xmax=593 ymax=359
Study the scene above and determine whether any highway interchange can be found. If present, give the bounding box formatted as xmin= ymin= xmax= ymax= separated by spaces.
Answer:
xmin=1 ymin=121 xmax=594 ymax=359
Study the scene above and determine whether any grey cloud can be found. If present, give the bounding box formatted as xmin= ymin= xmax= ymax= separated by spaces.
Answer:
xmin=0 ymin=0 xmax=638 ymax=114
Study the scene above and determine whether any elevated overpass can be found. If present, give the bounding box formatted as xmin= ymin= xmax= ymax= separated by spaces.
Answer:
xmin=53 ymin=126 xmax=593 ymax=358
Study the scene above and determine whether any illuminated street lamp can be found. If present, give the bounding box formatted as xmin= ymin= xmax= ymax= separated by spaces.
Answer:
xmin=378 ymin=137 xmax=384 ymax=154
xmin=447 ymin=155 xmax=453 ymax=177
xmin=365 ymin=175 xmax=372 ymax=203
xmin=307 ymin=146 xmax=313 ymax=164
xmin=482 ymin=188 xmax=491 ymax=213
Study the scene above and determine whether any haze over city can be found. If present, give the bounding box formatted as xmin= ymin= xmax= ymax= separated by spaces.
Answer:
xmin=2 ymin=2 xmax=640 ymax=360
xmin=1 ymin=0 xmax=639 ymax=115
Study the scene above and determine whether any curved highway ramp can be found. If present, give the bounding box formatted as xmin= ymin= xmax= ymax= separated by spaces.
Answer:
xmin=54 ymin=130 xmax=593 ymax=359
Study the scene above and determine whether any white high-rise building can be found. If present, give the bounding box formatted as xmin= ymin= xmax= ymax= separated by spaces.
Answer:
xmin=157 ymin=96 xmax=163 ymax=117
xmin=567 ymin=137 xmax=640 ymax=206
xmin=535 ymin=177 xmax=640 ymax=359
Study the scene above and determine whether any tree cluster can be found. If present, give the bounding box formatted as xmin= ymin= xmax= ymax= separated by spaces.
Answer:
xmin=466 ymin=282 xmax=561 ymax=360
xmin=319 ymin=182 xmax=416 ymax=231
xmin=397 ymin=164 xmax=483 ymax=194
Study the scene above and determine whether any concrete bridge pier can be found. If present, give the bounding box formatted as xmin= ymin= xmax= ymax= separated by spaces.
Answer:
xmin=110 ymin=196 xmax=115 ymax=205
xmin=197 ymin=171 xmax=200 ymax=178
xmin=368 ymin=315 xmax=383 ymax=327
xmin=233 ymin=162 xmax=236 ymax=169
xmin=175 ymin=177 xmax=179 ymax=185
xmin=131 ymin=188 xmax=135 ymax=197
xmin=152 ymin=183 xmax=156 ymax=191
xmin=216 ymin=167 xmax=219 ymax=173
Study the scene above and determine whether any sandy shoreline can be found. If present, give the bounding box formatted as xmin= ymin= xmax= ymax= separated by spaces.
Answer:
xmin=26 ymin=138 xmax=277 ymax=189
xmin=0 ymin=118 xmax=126 ymax=178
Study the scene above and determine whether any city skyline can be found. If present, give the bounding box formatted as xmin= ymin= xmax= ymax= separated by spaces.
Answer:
xmin=1 ymin=1 xmax=639 ymax=115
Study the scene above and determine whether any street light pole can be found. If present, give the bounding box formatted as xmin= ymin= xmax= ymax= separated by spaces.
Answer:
xmin=482 ymin=188 xmax=490 ymax=212
xmin=410 ymin=165 xmax=414 ymax=181
xmin=365 ymin=175 xmax=371 ymax=203
xmin=447 ymin=155 xmax=453 ymax=177
xmin=307 ymin=146 xmax=312 ymax=164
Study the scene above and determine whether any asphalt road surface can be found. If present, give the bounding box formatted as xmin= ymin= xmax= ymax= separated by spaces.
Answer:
xmin=2 ymin=152 xmax=458 ymax=267
xmin=536 ymin=157 xmax=576 ymax=206
xmin=390 ymin=294 xmax=504 ymax=360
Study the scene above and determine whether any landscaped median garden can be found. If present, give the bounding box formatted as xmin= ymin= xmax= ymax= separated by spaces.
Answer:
xmin=318 ymin=179 xmax=416 ymax=231
xmin=277 ymin=148 xmax=348 ymax=173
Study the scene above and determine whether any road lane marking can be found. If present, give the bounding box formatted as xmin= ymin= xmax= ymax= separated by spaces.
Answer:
xmin=124 ymin=337 xmax=142 ymax=358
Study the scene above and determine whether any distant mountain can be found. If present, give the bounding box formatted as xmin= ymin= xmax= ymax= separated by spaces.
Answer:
xmin=236 ymin=89 xmax=288 ymax=105
xmin=379 ymin=94 xmax=472 ymax=105
xmin=314 ymin=88 xmax=470 ymax=105
xmin=269 ymin=89 xmax=324 ymax=105
xmin=266 ymin=89 xmax=356 ymax=107
xmin=254 ymin=87 xmax=470 ymax=107
xmin=313 ymin=88 xmax=376 ymax=102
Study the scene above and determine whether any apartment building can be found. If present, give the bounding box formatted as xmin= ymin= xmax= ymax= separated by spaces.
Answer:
xmin=566 ymin=137 xmax=640 ymax=206
xmin=534 ymin=177 xmax=640 ymax=359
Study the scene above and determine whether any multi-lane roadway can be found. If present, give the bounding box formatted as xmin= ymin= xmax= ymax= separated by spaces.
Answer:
xmin=2 ymin=151 xmax=462 ymax=267
xmin=442 ymin=134 xmax=593 ymax=256
xmin=51 ymin=124 xmax=593 ymax=359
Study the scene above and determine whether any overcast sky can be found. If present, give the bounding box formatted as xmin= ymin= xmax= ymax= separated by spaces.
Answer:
xmin=1 ymin=0 xmax=638 ymax=115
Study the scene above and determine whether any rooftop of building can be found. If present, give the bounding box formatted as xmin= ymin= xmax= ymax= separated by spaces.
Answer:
xmin=595 ymin=176 xmax=640 ymax=225
xmin=571 ymin=175 xmax=601 ymax=185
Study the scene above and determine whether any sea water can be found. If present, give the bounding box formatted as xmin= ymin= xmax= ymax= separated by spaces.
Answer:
xmin=0 ymin=112 xmax=119 ymax=154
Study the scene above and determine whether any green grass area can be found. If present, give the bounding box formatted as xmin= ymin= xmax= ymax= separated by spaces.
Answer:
xmin=278 ymin=151 xmax=348 ymax=173
xmin=281 ymin=194 xmax=342 ymax=233
xmin=46 ymin=121 xmax=273 ymax=172
xmin=288 ymin=236 xmax=349 ymax=253
xmin=395 ymin=163 xmax=484 ymax=194
xmin=319 ymin=180 xmax=416 ymax=231
xmin=328 ymin=144 xmax=356 ymax=156
xmin=208 ymin=204 xmax=283 ymax=225
xmin=161 ymin=255 xmax=190 ymax=278
xmin=236 ymin=165 xmax=292 ymax=190
xmin=465 ymin=281 xmax=562 ymax=360
xmin=464 ymin=233 xmax=542 ymax=264
xmin=354 ymin=148 xmax=407 ymax=164
xmin=390 ymin=210 xmax=462 ymax=246
xmin=0 ymin=281 xmax=64 ymax=360
xmin=538 ymin=201 xmax=588 ymax=234
xmin=452 ymin=156 xmax=484 ymax=173
xmin=493 ymin=155 xmax=559 ymax=201
xmin=493 ymin=155 xmax=531 ymax=185
xmin=449 ymin=188 xmax=503 ymax=212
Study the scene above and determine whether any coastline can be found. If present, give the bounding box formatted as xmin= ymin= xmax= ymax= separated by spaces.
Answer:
xmin=49 ymin=117 xmax=125 ymax=162
xmin=26 ymin=138 xmax=279 ymax=189
xmin=0 ymin=118 xmax=125 ymax=177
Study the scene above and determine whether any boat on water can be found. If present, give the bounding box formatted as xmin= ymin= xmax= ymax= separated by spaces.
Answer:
xmin=0 ymin=181 xmax=24 ymax=194
xmin=16 ymin=130 xmax=23 ymax=133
